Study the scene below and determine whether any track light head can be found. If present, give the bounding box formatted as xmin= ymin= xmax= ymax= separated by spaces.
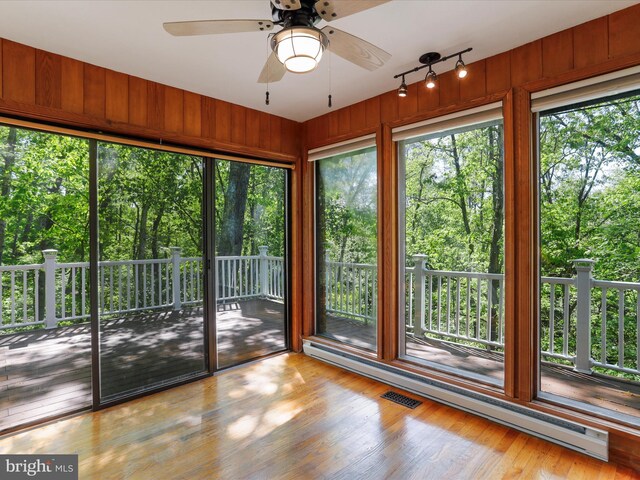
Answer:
xmin=455 ymin=56 xmax=467 ymax=79
xmin=398 ymin=76 xmax=408 ymax=97
xmin=425 ymin=68 xmax=437 ymax=89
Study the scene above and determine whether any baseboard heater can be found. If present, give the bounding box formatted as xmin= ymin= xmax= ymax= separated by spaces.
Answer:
xmin=303 ymin=340 xmax=608 ymax=461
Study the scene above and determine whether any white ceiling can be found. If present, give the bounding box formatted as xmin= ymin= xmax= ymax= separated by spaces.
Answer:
xmin=0 ymin=1 xmax=636 ymax=122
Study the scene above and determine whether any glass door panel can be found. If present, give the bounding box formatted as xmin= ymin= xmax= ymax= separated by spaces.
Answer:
xmin=214 ymin=160 xmax=288 ymax=369
xmin=0 ymin=125 xmax=91 ymax=431
xmin=97 ymin=142 xmax=206 ymax=401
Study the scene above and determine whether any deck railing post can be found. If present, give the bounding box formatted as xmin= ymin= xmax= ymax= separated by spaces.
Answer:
xmin=573 ymin=258 xmax=595 ymax=374
xmin=171 ymin=247 xmax=182 ymax=311
xmin=413 ymin=255 xmax=428 ymax=338
xmin=43 ymin=249 xmax=58 ymax=329
xmin=259 ymin=246 xmax=269 ymax=298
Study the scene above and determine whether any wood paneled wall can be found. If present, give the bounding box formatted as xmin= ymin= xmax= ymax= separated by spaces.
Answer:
xmin=304 ymin=5 xmax=640 ymax=148
xmin=301 ymin=3 xmax=640 ymax=472
xmin=0 ymin=39 xmax=300 ymax=162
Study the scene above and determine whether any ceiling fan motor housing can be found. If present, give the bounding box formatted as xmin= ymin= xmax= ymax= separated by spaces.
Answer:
xmin=271 ymin=0 xmax=322 ymax=27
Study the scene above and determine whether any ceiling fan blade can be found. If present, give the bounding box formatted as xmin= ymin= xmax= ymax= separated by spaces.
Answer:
xmin=270 ymin=0 xmax=302 ymax=11
xmin=163 ymin=19 xmax=274 ymax=36
xmin=322 ymin=26 xmax=391 ymax=71
xmin=258 ymin=52 xmax=287 ymax=84
xmin=315 ymin=0 xmax=390 ymax=22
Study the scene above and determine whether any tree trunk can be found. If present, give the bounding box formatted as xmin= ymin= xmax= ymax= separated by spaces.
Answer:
xmin=0 ymin=127 xmax=18 ymax=265
xmin=488 ymin=127 xmax=504 ymax=342
xmin=450 ymin=135 xmax=473 ymax=257
xmin=217 ymin=162 xmax=251 ymax=256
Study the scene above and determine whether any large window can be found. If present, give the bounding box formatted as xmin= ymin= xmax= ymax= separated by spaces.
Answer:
xmin=315 ymin=146 xmax=378 ymax=352
xmin=0 ymin=125 xmax=91 ymax=430
xmin=537 ymin=88 xmax=640 ymax=423
xmin=398 ymin=115 xmax=505 ymax=385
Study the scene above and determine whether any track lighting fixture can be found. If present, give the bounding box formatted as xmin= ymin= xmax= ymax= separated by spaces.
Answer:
xmin=455 ymin=54 xmax=467 ymax=79
xmin=394 ymin=48 xmax=472 ymax=97
xmin=398 ymin=76 xmax=408 ymax=97
xmin=425 ymin=68 xmax=437 ymax=89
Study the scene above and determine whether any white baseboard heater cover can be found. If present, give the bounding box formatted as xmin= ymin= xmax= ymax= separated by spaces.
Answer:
xmin=303 ymin=340 xmax=608 ymax=461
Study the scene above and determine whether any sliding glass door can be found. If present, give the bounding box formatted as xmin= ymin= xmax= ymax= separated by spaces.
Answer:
xmin=96 ymin=142 xmax=206 ymax=401
xmin=214 ymin=160 xmax=288 ymax=368
xmin=0 ymin=125 xmax=91 ymax=431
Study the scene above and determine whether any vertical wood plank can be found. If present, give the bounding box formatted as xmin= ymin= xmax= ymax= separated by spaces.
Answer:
xmin=259 ymin=111 xmax=270 ymax=150
xmin=502 ymin=90 xmax=516 ymax=399
xmin=61 ymin=57 xmax=84 ymax=114
xmin=573 ymin=17 xmax=608 ymax=69
xmin=365 ymin=97 xmax=380 ymax=128
xmin=83 ymin=64 xmax=106 ymax=118
xmin=231 ymin=104 xmax=246 ymax=145
xmin=0 ymin=39 xmax=3 ymax=99
xmin=282 ymin=118 xmax=299 ymax=156
xmin=438 ymin=71 xmax=460 ymax=107
xmin=350 ymin=101 xmax=366 ymax=132
xmin=513 ymin=87 xmax=535 ymax=402
xmin=128 ymin=76 xmax=148 ymax=127
xmin=337 ymin=107 xmax=350 ymax=136
xmin=35 ymin=50 xmax=62 ymax=109
xmin=269 ymin=115 xmax=281 ymax=152
xmin=542 ymin=29 xmax=574 ymax=78
xmin=246 ymin=108 xmax=260 ymax=148
xmin=486 ymin=52 xmax=511 ymax=94
xmin=327 ymin=110 xmax=339 ymax=138
xmin=459 ymin=60 xmax=487 ymax=102
xmin=380 ymin=91 xmax=398 ymax=124
xmin=418 ymin=81 xmax=439 ymax=113
xmin=201 ymin=96 xmax=216 ymax=139
xmin=214 ymin=99 xmax=231 ymax=142
xmin=608 ymin=4 xmax=640 ymax=59
xmin=397 ymin=82 xmax=418 ymax=119
xmin=105 ymin=70 xmax=128 ymax=123
xmin=306 ymin=116 xmax=328 ymax=148
xmin=147 ymin=82 xmax=165 ymax=131
xmin=183 ymin=91 xmax=201 ymax=137
xmin=3 ymin=40 xmax=36 ymax=104
xmin=510 ymin=40 xmax=542 ymax=86
xmin=164 ymin=86 xmax=183 ymax=133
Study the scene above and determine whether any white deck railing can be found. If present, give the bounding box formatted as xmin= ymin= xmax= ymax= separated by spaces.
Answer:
xmin=0 ymin=246 xmax=284 ymax=331
xmin=2 ymin=248 xmax=638 ymax=376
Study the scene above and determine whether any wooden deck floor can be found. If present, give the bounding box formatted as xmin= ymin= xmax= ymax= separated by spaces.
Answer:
xmin=320 ymin=316 xmax=640 ymax=421
xmin=2 ymin=307 xmax=638 ymax=434
xmin=0 ymin=299 xmax=286 ymax=433
xmin=0 ymin=353 xmax=636 ymax=479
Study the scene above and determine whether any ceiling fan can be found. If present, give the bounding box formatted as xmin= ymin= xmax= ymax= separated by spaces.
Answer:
xmin=163 ymin=0 xmax=392 ymax=83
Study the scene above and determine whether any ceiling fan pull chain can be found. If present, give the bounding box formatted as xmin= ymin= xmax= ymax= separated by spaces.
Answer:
xmin=266 ymin=91 xmax=270 ymax=106
xmin=328 ymin=50 xmax=333 ymax=108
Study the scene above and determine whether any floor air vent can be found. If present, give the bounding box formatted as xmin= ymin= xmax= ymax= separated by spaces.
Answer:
xmin=381 ymin=391 xmax=422 ymax=409
xmin=303 ymin=340 xmax=608 ymax=461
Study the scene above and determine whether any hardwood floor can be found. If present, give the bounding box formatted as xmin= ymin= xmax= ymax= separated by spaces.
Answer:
xmin=0 ymin=299 xmax=286 ymax=432
xmin=0 ymin=353 xmax=636 ymax=479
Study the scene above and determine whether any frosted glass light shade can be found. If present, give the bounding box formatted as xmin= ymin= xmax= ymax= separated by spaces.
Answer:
xmin=272 ymin=27 xmax=328 ymax=73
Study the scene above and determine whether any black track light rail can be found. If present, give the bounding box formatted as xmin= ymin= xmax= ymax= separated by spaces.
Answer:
xmin=393 ymin=47 xmax=473 ymax=79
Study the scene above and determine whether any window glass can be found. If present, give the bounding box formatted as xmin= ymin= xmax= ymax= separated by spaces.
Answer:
xmin=399 ymin=120 xmax=505 ymax=385
xmin=315 ymin=146 xmax=378 ymax=352
xmin=538 ymin=90 xmax=640 ymax=422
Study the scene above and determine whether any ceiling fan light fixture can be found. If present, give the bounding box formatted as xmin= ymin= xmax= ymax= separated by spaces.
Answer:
xmin=272 ymin=26 xmax=329 ymax=74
